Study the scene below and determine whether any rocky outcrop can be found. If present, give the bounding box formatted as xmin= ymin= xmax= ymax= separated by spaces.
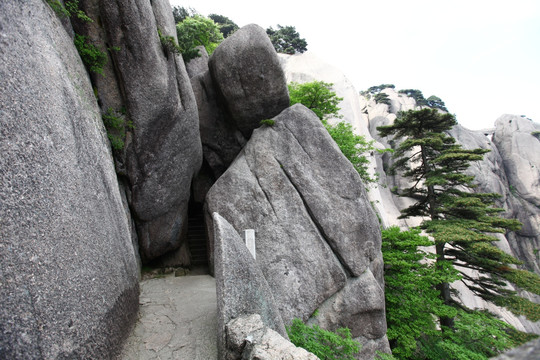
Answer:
xmin=213 ymin=213 xmax=287 ymax=359
xmin=206 ymin=104 xmax=389 ymax=358
xmin=74 ymin=0 xmax=202 ymax=262
xmin=0 ymin=1 xmax=139 ymax=358
xmin=191 ymin=24 xmax=289 ymax=182
xmin=226 ymin=314 xmax=319 ymax=360
xmin=491 ymin=338 xmax=540 ymax=360
xmin=209 ymin=24 xmax=290 ymax=137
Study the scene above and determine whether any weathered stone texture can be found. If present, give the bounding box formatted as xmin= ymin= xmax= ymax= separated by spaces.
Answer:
xmin=0 ymin=1 xmax=139 ymax=358
xmin=206 ymin=104 xmax=388 ymax=357
xmin=226 ymin=314 xmax=319 ymax=360
xmin=209 ymin=24 xmax=289 ymax=137
xmin=213 ymin=213 xmax=287 ymax=360
xmin=94 ymin=0 xmax=202 ymax=262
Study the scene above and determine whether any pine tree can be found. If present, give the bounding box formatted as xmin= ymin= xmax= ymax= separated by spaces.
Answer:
xmin=377 ymin=108 xmax=540 ymax=323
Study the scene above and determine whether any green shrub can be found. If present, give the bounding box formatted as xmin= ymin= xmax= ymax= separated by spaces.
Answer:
xmin=260 ymin=119 xmax=275 ymax=126
xmin=102 ymin=107 xmax=133 ymax=150
xmin=46 ymin=0 xmax=92 ymax=22
xmin=287 ymin=318 xmax=361 ymax=360
xmin=158 ymin=29 xmax=182 ymax=55
xmin=374 ymin=92 xmax=391 ymax=105
xmin=74 ymin=34 xmax=107 ymax=74
xmin=532 ymin=131 xmax=540 ymax=140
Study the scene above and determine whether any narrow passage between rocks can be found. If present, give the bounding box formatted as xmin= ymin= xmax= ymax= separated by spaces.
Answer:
xmin=120 ymin=274 xmax=217 ymax=360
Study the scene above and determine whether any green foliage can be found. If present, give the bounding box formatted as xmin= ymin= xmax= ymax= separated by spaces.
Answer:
xmin=46 ymin=0 xmax=92 ymax=22
xmin=323 ymin=120 xmax=378 ymax=184
xmin=367 ymin=84 xmax=395 ymax=94
xmin=158 ymin=28 xmax=182 ymax=55
xmin=289 ymin=81 xmax=379 ymax=184
xmin=377 ymin=108 xmax=540 ymax=322
xmin=426 ymin=95 xmax=448 ymax=112
xmin=418 ymin=309 xmax=536 ymax=360
xmin=259 ymin=119 xmax=275 ymax=126
xmin=266 ymin=25 xmax=307 ymax=54
xmin=102 ymin=107 xmax=133 ymax=150
xmin=176 ymin=15 xmax=224 ymax=61
xmin=172 ymin=6 xmax=197 ymax=23
xmin=73 ymin=34 xmax=107 ymax=75
xmin=288 ymin=81 xmax=343 ymax=121
xmin=532 ymin=131 xmax=540 ymax=140
xmin=398 ymin=89 xmax=427 ymax=106
xmin=397 ymin=89 xmax=448 ymax=111
xmin=208 ymin=14 xmax=239 ymax=38
xmin=374 ymin=92 xmax=392 ymax=105
xmin=382 ymin=227 xmax=459 ymax=358
xmin=287 ymin=318 xmax=361 ymax=360
xmin=382 ymin=227 xmax=538 ymax=359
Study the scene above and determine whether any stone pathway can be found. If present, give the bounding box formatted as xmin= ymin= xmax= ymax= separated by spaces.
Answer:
xmin=120 ymin=273 xmax=218 ymax=360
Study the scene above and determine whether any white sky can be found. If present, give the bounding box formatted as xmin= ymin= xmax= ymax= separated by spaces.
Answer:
xmin=170 ymin=0 xmax=540 ymax=130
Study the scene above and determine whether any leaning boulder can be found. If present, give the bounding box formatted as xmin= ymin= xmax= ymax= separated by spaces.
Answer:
xmin=206 ymin=104 xmax=388 ymax=358
xmin=0 ymin=1 xmax=139 ymax=358
xmin=209 ymin=24 xmax=289 ymax=137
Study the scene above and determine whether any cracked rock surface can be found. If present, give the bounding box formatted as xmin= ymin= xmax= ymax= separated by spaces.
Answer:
xmin=205 ymin=104 xmax=388 ymax=358
xmin=120 ymin=274 xmax=217 ymax=360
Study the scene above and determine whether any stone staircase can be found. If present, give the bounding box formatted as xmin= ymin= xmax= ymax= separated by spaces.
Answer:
xmin=188 ymin=206 xmax=208 ymax=267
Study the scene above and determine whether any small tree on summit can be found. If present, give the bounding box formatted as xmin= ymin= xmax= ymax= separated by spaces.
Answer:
xmin=266 ymin=25 xmax=307 ymax=54
xmin=208 ymin=14 xmax=239 ymax=38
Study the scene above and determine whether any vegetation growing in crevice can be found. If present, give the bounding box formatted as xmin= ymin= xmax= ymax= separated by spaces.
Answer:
xmin=259 ymin=119 xmax=275 ymax=126
xmin=46 ymin=0 xmax=92 ymax=22
xmin=287 ymin=318 xmax=361 ymax=360
xmin=74 ymin=34 xmax=108 ymax=75
xmin=102 ymin=107 xmax=133 ymax=150
xmin=158 ymin=28 xmax=182 ymax=55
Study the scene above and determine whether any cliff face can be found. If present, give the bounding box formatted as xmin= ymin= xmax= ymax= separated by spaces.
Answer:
xmin=0 ymin=1 xmax=140 ymax=358
xmin=1 ymin=3 xmax=389 ymax=358
xmin=280 ymin=52 xmax=540 ymax=334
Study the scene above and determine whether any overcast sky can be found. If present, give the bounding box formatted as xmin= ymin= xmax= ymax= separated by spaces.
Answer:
xmin=170 ymin=0 xmax=539 ymax=130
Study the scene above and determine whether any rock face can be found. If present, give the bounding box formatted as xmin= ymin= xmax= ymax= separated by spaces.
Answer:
xmin=491 ymin=338 xmax=540 ymax=360
xmin=0 ymin=1 xmax=139 ymax=358
xmin=226 ymin=314 xmax=320 ymax=360
xmin=206 ymin=104 xmax=389 ymax=358
xmin=213 ymin=213 xmax=287 ymax=360
xmin=75 ymin=0 xmax=202 ymax=262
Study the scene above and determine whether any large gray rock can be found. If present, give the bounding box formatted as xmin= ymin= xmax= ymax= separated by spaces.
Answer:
xmin=186 ymin=45 xmax=210 ymax=79
xmin=206 ymin=105 xmax=386 ymax=340
xmin=209 ymin=24 xmax=289 ymax=137
xmin=81 ymin=0 xmax=202 ymax=262
xmin=213 ymin=213 xmax=286 ymax=360
xmin=0 ymin=1 xmax=139 ymax=358
xmin=307 ymin=269 xmax=387 ymax=342
xmin=491 ymin=338 xmax=540 ymax=359
xmin=227 ymin=314 xmax=319 ymax=360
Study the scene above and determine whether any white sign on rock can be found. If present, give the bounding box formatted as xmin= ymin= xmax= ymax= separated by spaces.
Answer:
xmin=244 ymin=229 xmax=256 ymax=260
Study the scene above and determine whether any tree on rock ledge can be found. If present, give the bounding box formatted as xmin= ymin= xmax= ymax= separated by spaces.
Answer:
xmin=266 ymin=25 xmax=307 ymax=54
xmin=377 ymin=108 xmax=540 ymax=325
